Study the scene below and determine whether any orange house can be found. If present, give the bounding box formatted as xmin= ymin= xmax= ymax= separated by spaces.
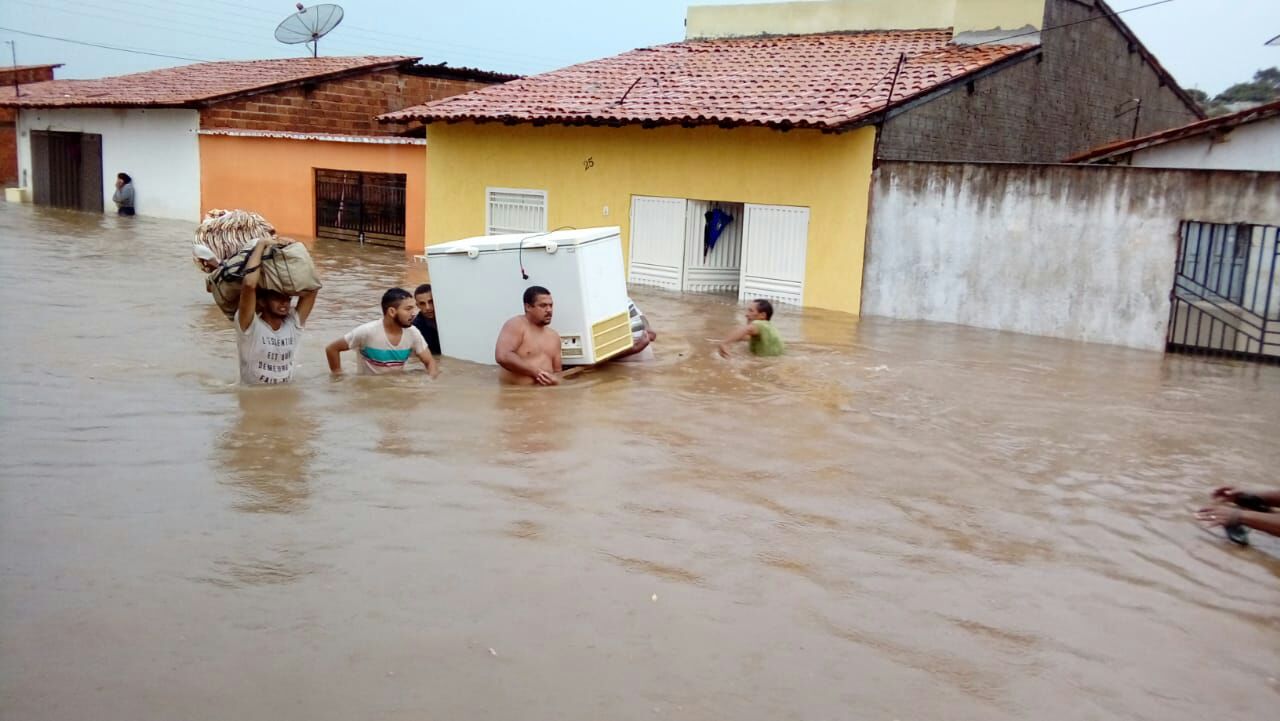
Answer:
xmin=199 ymin=129 xmax=427 ymax=253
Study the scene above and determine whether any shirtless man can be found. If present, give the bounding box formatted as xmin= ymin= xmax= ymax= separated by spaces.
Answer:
xmin=495 ymin=286 xmax=563 ymax=385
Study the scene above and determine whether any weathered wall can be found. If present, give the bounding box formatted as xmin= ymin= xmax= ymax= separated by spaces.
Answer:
xmin=1129 ymin=116 xmax=1280 ymax=171
xmin=878 ymin=0 xmax=1200 ymax=163
xmin=16 ymin=107 xmax=200 ymax=220
xmin=685 ymin=0 xmax=1045 ymax=39
xmin=426 ymin=122 xmax=876 ymax=314
xmin=862 ymin=162 xmax=1280 ymax=351
xmin=199 ymin=133 xmax=426 ymax=253
xmin=199 ymin=69 xmax=493 ymax=136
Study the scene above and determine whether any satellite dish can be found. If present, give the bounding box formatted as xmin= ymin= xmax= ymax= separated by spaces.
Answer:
xmin=275 ymin=3 xmax=344 ymax=58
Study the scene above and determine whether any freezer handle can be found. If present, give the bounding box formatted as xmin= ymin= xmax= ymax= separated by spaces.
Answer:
xmin=432 ymin=245 xmax=480 ymax=258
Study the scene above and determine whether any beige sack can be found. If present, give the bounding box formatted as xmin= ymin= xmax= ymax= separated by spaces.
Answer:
xmin=207 ymin=241 xmax=322 ymax=320
xmin=196 ymin=209 xmax=276 ymax=262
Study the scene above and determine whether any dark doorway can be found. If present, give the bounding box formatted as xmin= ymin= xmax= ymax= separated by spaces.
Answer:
xmin=30 ymin=130 xmax=103 ymax=212
xmin=314 ymin=169 xmax=407 ymax=248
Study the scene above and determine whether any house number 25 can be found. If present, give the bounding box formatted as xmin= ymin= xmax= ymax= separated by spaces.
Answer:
xmin=583 ymin=157 xmax=595 ymax=171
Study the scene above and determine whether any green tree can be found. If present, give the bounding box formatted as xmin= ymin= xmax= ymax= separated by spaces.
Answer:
xmin=1213 ymin=66 xmax=1280 ymax=104
xmin=1185 ymin=88 xmax=1230 ymax=116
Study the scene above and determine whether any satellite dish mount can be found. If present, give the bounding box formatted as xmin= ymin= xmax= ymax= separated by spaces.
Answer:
xmin=275 ymin=3 xmax=345 ymax=58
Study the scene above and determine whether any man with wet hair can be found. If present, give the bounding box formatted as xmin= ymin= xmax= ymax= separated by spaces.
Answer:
xmin=236 ymin=237 xmax=317 ymax=385
xmin=412 ymin=283 xmax=441 ymax=356
xmin=495 ymin=285 xmax=563 ymax=385
xmin=718 ymin=298 xmax=785 ymax=358
xmin=325 ymin=288 xmax=439 ymax=377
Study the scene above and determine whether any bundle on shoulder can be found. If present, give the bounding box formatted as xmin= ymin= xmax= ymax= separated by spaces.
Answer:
xmin=193 ymin=209 xmax=322 ymax=319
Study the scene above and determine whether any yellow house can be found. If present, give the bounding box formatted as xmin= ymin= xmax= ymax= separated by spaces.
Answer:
xmin=381 ymin=4 xmax=1044 ymax=314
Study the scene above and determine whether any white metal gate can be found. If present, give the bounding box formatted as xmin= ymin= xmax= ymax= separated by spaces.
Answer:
xmin=628 ymin=195 xmax=687 ymax=290
xmin=739 ymin=203 xmax=810 ymax=306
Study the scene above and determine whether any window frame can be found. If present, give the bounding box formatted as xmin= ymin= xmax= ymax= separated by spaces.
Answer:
xmin=485 ymin=187 xmax=548 ymax=235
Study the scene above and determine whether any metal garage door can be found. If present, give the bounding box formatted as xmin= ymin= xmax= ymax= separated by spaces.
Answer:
xmin=30 ymin=130 xmax=103 ymax=213
xmin=315 ymin=169 xmax=407 ymax=248
xmin=628 ymin=195 xmax=687 ymax=291
xmin=739 ymin=203 xmax=810 ymax=306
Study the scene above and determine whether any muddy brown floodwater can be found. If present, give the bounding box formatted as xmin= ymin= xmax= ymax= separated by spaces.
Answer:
xmin=1 ymin=202 xmax=1278 ymax=721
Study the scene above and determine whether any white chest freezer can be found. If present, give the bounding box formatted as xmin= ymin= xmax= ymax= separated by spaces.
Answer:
xmin=423 ymin=227 xmax=633 ymax=366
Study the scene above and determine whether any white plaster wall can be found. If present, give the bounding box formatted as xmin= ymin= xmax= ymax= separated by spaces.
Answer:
xmin=1132 ymin=116 xmax=1280 ymax=171
xmin=862 ymin=163 xmax=1280 ymax=351
xmin=16 ymin=107 xmax=200 ymax=220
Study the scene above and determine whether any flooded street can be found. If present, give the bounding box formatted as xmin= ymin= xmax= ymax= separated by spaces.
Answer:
xmin=1 ymin=201 xmax=1278 ymax=721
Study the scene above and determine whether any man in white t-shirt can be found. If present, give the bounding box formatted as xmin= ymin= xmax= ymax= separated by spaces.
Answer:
xmin=235 ymin=237 xmax=318 ymax=385
xmin=325 ymin=288 xmax=440 ymax=377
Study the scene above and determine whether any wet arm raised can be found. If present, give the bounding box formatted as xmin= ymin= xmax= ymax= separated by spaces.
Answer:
xmin=295 ymin=288 xmax=318 ymax=327
xmin=236 ymin=238 xmax=273 ymax=332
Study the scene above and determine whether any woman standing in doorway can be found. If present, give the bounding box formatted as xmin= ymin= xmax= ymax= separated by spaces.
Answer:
xmin=112 ymin=173 xmax=135 ymax=216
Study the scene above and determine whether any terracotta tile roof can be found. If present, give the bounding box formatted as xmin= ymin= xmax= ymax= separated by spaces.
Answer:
xmin=199 ymin=128 xmax=426 ymax=145
xmin=0 ymin=56 xmax=419 ymax=108
xmin=1065 ymin=99 xmax=1280 ymax=163
xmin=379 ymin=31 xmax=1035 ymax=132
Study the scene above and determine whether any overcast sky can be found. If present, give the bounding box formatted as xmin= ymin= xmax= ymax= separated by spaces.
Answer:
xmin=0 ymin=0 xmax=1276 ymax=95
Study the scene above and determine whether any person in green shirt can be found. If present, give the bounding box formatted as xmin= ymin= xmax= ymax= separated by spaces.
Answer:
xmin=718 ymin=298 xmax=785 ymax=358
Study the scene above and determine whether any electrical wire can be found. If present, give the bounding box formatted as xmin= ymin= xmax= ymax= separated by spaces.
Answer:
xmin=0 ymin=25 xmax=216 ymax=63
xmin=146 ymin=0 xmax=576 ymax=70
xmin=852 ymin=0 xmax=1185 ymax=116
xmin=11 ymin=0 xmax=292 ymax=59
xmin=79 ymin=0 xmax=407 ymax=60
xmin=969 ymin=0 xmax=1177 ymax=46
xmin=515 ymin=226 xmax=577 ymax=280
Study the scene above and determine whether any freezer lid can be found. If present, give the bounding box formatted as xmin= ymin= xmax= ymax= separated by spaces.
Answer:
xmin=426 ymin=226 xmax=621 ymax=256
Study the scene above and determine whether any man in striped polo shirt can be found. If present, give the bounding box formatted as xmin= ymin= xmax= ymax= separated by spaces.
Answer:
xmin=325 ymin=288 xmax=440 ymax=378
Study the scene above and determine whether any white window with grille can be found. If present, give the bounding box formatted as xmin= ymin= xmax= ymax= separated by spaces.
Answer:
xmin=486 ymin=187 xmax=547 ymax=235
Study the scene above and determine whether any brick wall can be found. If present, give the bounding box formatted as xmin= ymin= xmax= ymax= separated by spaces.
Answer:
xmin=877 ymin=0 xmax=1201 ymax=162
xmin=0 ymin=108 xmax=16 ymax=185
xmin=1 ymin=67 xmax=58 ymax=184
xmin=0 ymin=66 xmax=58 ymax=86
xmin=199 ymin=68 xmax=495 ymax=136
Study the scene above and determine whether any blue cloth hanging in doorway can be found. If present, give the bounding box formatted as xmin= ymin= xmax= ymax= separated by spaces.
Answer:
xmin=704 ymin=207 xmax=733 ymax=260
